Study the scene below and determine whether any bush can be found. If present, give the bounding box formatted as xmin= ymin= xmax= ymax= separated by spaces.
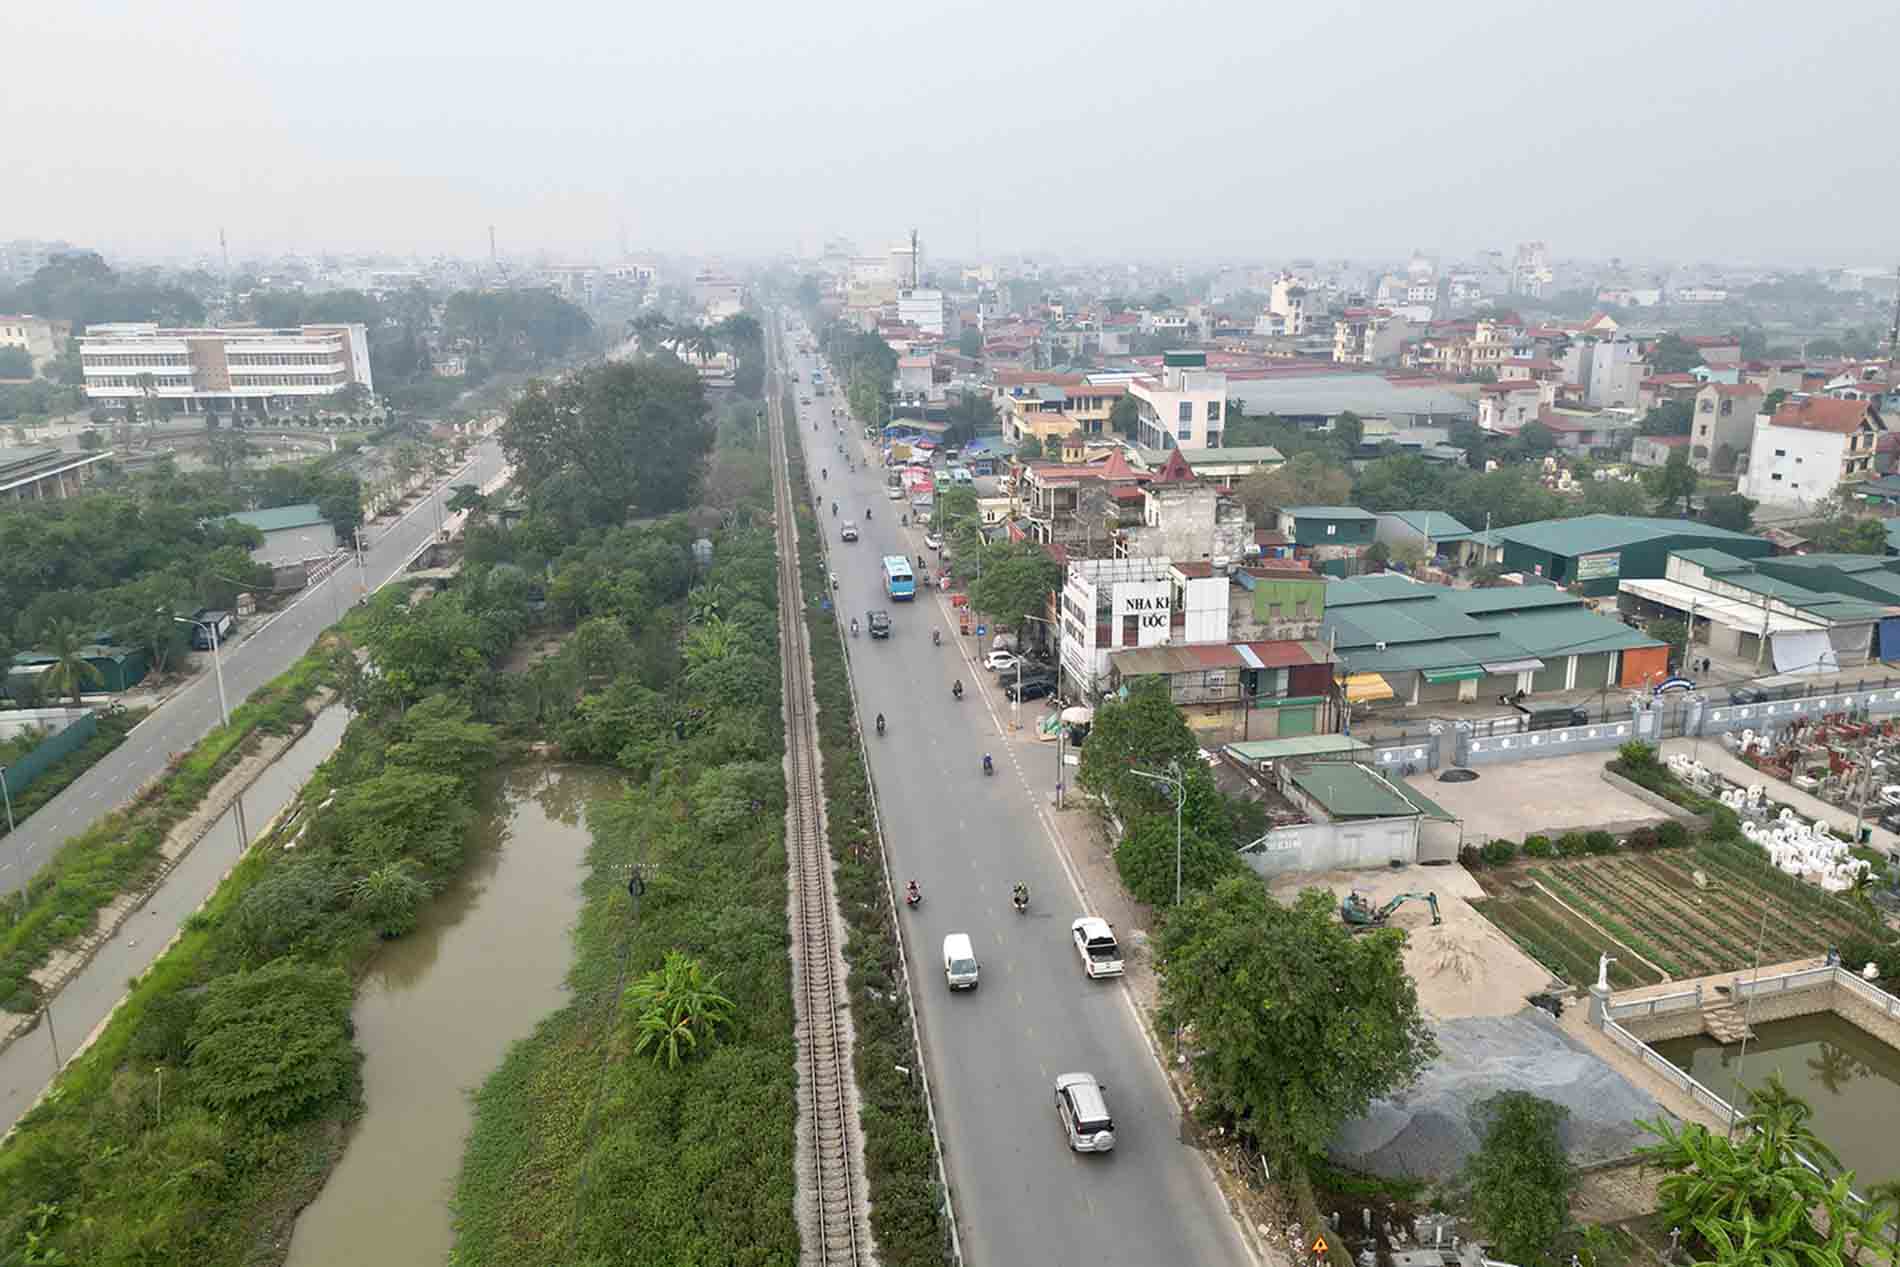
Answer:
xmin=1522 ymin=834 xmax=1551 ymax=856
xmin=230 ymin=855 xmax=344 ymax=962
xmin=1557 ymin=832 xmax=1588 ymax=856
xmin=1618 ymin=739 xmax=1659 ymax=772
xmin=187 ymin=959 xmax=356 ymax=1127
xmin=1481 ymin=839 xmax=1518 ymax=866
xmin=1623 ymin=826 xmax=1660 ymax=851
xmin=1584 ymin=830 xmax=1617 ymax=856
xmin=1655 ymin=820 xmax=1690 ymax=849
xmin=1707 ymin=804 xmax=1743 ymax=843
xmin=1459 ymin=844 xmax=1484 ymax=870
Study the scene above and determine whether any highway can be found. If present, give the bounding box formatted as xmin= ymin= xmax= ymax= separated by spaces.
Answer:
xmin=0 ymin=440 xmax=507 ymax=898
xmin=783 ymin=335 xmax=1251 ymax=1265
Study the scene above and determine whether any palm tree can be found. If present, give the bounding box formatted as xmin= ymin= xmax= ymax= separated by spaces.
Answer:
xmin=682 ymin=615 xmax=739 ymax=670
xmin=41 ymin=619 xmax=102 ymax=705
xmin=626 ymin=951 xmax=735 ymax=1068
xmin=630 ymin=311 xmax=673 ymax=354
xmin=1741 ymin=1070 xmax=1841 ymax=1174
xmin=686 ymin=583 xmax=728 ymax=625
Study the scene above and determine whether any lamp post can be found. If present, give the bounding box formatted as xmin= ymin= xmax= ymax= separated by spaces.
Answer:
xmin=171 ymin=613 xmax=229 ymax=727
xmin=1128 ymin=757 xmax=1187 ymax=906
xmin=1018 ymin=613 xmax=1066 ymax=804
xmin=0 ymin=764 xmax=14 ymax=836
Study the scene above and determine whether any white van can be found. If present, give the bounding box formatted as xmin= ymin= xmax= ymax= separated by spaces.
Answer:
xmin=942 ymin=933 xmax=980 ymax=989
xmin=950 ymin=466 xmax=974 ymax=485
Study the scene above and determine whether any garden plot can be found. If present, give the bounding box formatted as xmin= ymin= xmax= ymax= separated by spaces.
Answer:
xmin=1473 ymin=846 xmax=1880 ymax=988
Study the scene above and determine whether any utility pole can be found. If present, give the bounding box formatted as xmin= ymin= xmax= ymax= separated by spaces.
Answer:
xmin=1127 ymin=759 xmax=1187 ymax=906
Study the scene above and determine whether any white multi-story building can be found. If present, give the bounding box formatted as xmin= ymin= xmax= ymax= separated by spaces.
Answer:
xmin=80 ymin=322 xmax=374 ymax=414
xmin=1740 ymin=397 xmax=1887 ymax=508
xmin=1266 ymin=275 xmax=1309 ymax=336
xmin=1130 ymin=351 xmax=1228 ymax=450
xmin=896 ymin=288 xmax=956 ymax=338
xmin=1057 ymin=555 xmax=1231 ymax=696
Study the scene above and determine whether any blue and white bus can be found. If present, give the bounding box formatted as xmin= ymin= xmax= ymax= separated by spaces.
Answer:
xmin=881 ymin=555 xmax=916 ymax=600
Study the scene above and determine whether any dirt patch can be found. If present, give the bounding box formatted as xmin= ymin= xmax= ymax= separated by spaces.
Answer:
xmin=1409 ymin=754 xmax=1666 ymax=843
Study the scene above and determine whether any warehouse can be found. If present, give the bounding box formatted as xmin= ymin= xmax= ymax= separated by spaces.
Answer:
xmin=1323 ymin=574 xmax=1667 ymax=706
xmin=1493 ymin=514 xmax=1773 ymax=597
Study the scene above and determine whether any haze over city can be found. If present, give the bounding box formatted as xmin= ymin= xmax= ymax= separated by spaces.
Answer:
xmin=9 ymin=0 xmax=1900 ymax=263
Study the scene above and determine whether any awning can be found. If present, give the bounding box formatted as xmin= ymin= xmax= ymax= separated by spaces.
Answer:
xmin=1480 ymin=657 xmax=1546 ymax=675
xmin=1421 ymin=666 xmax=1484 ymax=684
xmin=1343 ymin=673 xmax=1395 ymax=703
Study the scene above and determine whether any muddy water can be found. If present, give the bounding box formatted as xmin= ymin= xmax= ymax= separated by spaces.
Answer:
xmin=1657 ymin=1011 xmax=1900 ymax=1185
xmin=283 ymin=763 xmax=618 ymax=1267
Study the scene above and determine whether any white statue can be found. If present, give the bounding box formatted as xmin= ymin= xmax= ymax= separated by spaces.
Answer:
xmin=1597 ymin=953 xmax=1617 ymax=991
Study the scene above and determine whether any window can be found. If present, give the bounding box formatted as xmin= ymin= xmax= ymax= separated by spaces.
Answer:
xmin=1325 ymin=524 xmax=1336 ymax=536
xmin=1177 ymin=401 xmax=1192 ymax=423
xmin=1699 ymin=400 xmax=1713 ymax=412
xmin=1122 ymin=614 xmax=1139 ymax=644
xmin=1772 ymin=473 xmax=1784 ymax=482
xmin=1774 ymin=449 xmax=1786 ymax=458
xmin=1206 ymin=400 xmax=1221 ymax=421
xmin=1720 ymin=400 xmax=1732 ymax=416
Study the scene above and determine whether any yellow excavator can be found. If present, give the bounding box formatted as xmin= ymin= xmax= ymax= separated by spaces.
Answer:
xmin=1341 ymin=890 xmax=1441 ymax=931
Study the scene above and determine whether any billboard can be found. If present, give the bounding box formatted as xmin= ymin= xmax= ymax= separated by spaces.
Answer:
xmin=1574 ymin=551 xmax=1621 ymax=581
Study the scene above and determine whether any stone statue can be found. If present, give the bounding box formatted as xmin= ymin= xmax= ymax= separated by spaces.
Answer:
xmin=1597 ymin=953 xmax=1617 ymax=991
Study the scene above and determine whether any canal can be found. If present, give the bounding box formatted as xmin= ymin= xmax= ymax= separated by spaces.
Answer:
xmin=283 ymin=763 xmax=620 ymax=1266
xmin=1656 ymin=1011 xmax=1900 ymax=1186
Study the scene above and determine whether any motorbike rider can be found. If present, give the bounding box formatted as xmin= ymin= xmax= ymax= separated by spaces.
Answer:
xmin=831 ymin=500 xmax=837 ymax=516
xmin=905 ymin=879 xmax=921 ymax=905
xmin=953 ymin=678 xmax=964 ymax=699
xmin=822 ymin=467 xmax=827 ymax=479
xmin=900 ymin=513 xmax=908 ymax=526
xmin=932 ymin=629 xmax=941 ymax=646
xmin=1012 ymin=882 xmax=1029 ymax=909
xmin=850 ymin=617 xmax=859 ymax=636
xmin=983 ymin=753 xmax=994 ymax=775
xmin=865 ymin=507 xmax=872 ymax=520
xmin=876 ymin=712 xmax=886 ymax=734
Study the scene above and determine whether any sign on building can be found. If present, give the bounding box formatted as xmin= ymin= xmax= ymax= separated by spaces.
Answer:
xmin=1575 ymin=551 xmax=1621 ymax=581
xmin=1112 ymin=580 xmax=1173 ymax=648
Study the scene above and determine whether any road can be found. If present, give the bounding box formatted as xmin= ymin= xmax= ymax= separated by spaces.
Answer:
xmin=1 ymin=440 xmax=507 ymax=898
xmin=782 ymin=336 xmax=1251 ymax=1265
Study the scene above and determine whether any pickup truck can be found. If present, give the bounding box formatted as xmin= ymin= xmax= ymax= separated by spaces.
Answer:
xmin=867 ymin=610 xmax=892 ymax=639
xmin=1071 ymin=917 xmax=1124 ymax=979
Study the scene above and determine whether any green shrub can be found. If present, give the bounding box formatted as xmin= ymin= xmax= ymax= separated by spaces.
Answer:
xmin=1617 ymin=739 xmax=1659 ymax=771
xmin=1522 ymin=836 xmax=1554 ymax=859
xmin=1481 ymin=839 xmax=1518 ymax=866
xmin=1557 ymin=832 xmax=1588 ymax=856
xmin=1655 ymin=820 xmax=1690 ymax=849
xmin=1707 ymin=804 xmax=1743 ymax=842
xmin=1584 ymin=831 xmax=1616 ymax=856
xmin=187 ymin=959 xmax=356 ymax=1127
xmin=1623 ymin=826 xmax=1660 ymax=850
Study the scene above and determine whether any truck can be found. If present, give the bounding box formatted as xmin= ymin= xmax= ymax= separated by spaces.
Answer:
xmin=188 ymin=608 xmax=236 ymax=650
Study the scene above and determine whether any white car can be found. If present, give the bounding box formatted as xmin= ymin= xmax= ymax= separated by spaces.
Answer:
xmin=1054 ymin=1072 xmax=1116 ymax=1153
xmin=885 ymin=486 xmax=905 ymax=500
xmin=924 ymin=532 xmax=942 ymax=551
xmin=984 ymin=650 xmax=1021 ymax=673
xmin=1071 ymin=917 xmax=1124 ymax=979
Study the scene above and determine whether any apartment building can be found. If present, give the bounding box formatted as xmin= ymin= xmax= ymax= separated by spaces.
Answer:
xmin=1332 ymin=308 xmax=1413 ymax=365
xmin=80 ymin=322 xmax=374 ymax=414
xmin=1687 ymin=382 xmax=1763 ymax=473
xmin=1002 ymin=381 xmax=1127 ymax=446
xmin=0 ymin=314 xmax=71 ymax=375
xmin=896 ymin=288 xmax=956 ymax=338
xmin=1129 ymin=351 xmax=1228 ymax=449
xmin=1476 ymin=381 xmax=1543 ymax=434
xmin=1741 ymin=396 xmax=1888 ymax=508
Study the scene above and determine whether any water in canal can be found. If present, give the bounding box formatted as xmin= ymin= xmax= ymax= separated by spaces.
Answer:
xmin=283 ymin=763 xmax=619 ymax=1266
xmin=1656 ymin=1012 xmax=1900 ymax=1185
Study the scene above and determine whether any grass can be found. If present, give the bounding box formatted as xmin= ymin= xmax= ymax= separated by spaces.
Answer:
xmin=0 ymin=637 xmax=340 ymax=1013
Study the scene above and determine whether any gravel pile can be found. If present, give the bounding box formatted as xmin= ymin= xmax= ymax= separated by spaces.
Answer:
xmin=1329 ymin=1009 xmax=1660 ymax=1180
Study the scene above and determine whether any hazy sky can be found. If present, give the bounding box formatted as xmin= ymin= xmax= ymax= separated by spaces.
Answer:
xmin=7 ymin=0 xmax=1898 ymax=266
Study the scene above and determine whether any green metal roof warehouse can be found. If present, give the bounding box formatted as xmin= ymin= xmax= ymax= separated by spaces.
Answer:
xmin=1494 ymin=514 xmax=1772 ymax=597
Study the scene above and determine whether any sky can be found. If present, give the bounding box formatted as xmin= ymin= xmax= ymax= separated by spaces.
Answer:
xmin=6 ymin=0 xmax=1899 ymax=267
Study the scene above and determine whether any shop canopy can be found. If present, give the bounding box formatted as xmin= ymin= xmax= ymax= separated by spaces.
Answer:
xmin=1343 ymin=673 xmax=1395 ymax=703
xmin=1479 ymin=657 xmax=1546 ymax=675
xmin=1421 ymin=666 xmax=1484 ymax=684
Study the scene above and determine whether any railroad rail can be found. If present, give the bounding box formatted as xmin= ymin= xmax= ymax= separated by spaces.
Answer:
xmin=768 ymin=339 xmax=874 ymax=1267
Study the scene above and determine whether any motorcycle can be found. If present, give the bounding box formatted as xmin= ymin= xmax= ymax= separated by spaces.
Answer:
xmin=932 ymin=629 xmax=941 ymax=647
xmin=905 ymin=887 xmax=922 ymax=910
xmin=876 ymin=714 xmax=886 ymax=736
xmin=982 ymin=753 xmax=994 ymax=776
xmin=952 ymin=682 xmax=964 ymax=701
xmin=1012 ymin=888 xmax=1028 ymax=914
xmin=850 ymin=619 xmax=860 ymax=637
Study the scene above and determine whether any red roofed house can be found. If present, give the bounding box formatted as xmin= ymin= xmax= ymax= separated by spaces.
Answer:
xmin=1740 ymin=396 xmax=1888 ymax=508
xmin=1688 ymin=382 xmax=1764 ymax=474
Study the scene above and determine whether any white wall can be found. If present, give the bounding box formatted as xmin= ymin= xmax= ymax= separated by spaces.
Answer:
xmin=1741 ymin=423 xmax=1845 ymax=507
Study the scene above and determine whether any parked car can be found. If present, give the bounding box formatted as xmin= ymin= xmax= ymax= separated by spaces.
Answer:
xmin=1071 ymin=917 xmax=1123 ymax=979
xmin=799 ymin=396 xmax=811 ymax=404
xmin=924 ymin=532 xmax=942 ymax=551
xmin=1005 ymin=676 xmax=1057 ymax=703
xmin=1054 ymin=1072 xmax=1116 ymax=1153
xmin=985 ymin=650 xmax=1022 ymax=672
xmin=885 ymin=486 xmax=905 ymax=500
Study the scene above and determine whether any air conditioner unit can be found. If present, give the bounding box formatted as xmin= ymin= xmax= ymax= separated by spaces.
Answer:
xmin=1376 ymin=641 xmax=1388 ymax=651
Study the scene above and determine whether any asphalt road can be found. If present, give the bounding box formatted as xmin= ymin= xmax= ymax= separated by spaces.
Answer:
xmin=785 ymin=345 xmax=1250 ymax=1266
xmin=0 ymin=440 xmax=506 ymax=899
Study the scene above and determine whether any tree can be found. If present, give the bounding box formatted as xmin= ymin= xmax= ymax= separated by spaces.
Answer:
xmin=968 ymin=541 xmax=1062 ymax=628
xmin=352 ymin=860 xmax=430 ymax=938
xmin=384 ymin=694 xmax=499 ymax=785
xmin=1578 ymin=477 xmax=1651 ymax=516
xmin=446 ymin=482 xmax=489 ymax=521
xmin=187 ymin=959 xmax=356 ymax=1126
xmin=0 ymin=347 xmax=32 ymax=379
xmin=625 ymin=950 xmax=736 ymax=1068
xmin=1363 ymin=540 xmax=1391 ymax=571
xmin=1015 ymin=433 xmax=1045 ymax=461
xmin=39 ymin=617 xmax=102 ymax=705
xmin=1237 ymin=452 xmax=1352 ymax=522
xmin=1648 ymin=448 xmax=1697 ymax=514
xmin=1109 ymin=394 xmax=1140 ymax=438
xmin=1511 ymin=420 xmax=1558 ymax=459
xmin=1648 ymin=619 xmax=1689 ymax=668
xmin=1764 ymin=388 xmax=1790 ymax=417
xmin=943 ymin=390 xmax=995 ymax=447
xmin=1464 ymin=1093 xmax=1576 ymax=1267
xmin=1649 ymin=334 xmax=1705 ymax=374
xmin=1114 ymin=811 xmax=1242 ymax=906
xmin=1352 ymin=454 xmax=1451 ymax=512
xmin=1076 ymin=678 xmax=1199 ymax=814
xmin=1330 ymin=410 xmax=1364 ymax=451
xmin=1157 ymin=879 xmax=1437 ymax=1159
xmin=1810 ymin=514 xmax=1889 ymax=555
xmin=1703 ymin=491 xmax=1757 ymax=533
xmin=957 ymin=327 xmax=982 ymax=358
xmin=1640 ymin=399 xmax=1694 ymax=436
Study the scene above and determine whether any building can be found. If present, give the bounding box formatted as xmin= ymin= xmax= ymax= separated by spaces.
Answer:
xmin=1492 ymin=514 xmax=1773 ymax=597
xmin=1740 ymin=396 xmax=1888 ymax=509
xmin=1058 ymin=556 xmax=1233 ymax=696
xmin=1266 ymin=275 xmax=1309 ymax=336
xmin=1476 ymin=381 xmax=1544 ymax=434
xmin=79 ymin=322 xmax=374 ymax=415
xmin=8 ymin=643 xmax=149 ymax=698
xmin=1129 ymin=351 xmax=1228 ymax=450
xmin=897 ymin=288 xmax=956 ymax=338
xmin=1275 ymin=505 xmax=1379 ymax=576
xmin=0 ymin=315 xmax=71 ymax=376
xmin=1118 ymin=449 xmax=1253 ymax=565
xmin=1002 ymin=381 xmax=1127 ymax=446
xmin=1226 ymin=370 xmax=1473 ymax=431
xmin=1107 ymin=637 xmax=1336 ymax=739
xmin=1562 ymin=334 xmax=1645 ymax=409
xmin=1374 ymin=511 xmax=1473 ymax=563
xmin=1510 ymin=242 xmax=1553 ymax=299
xmin=1687 ymin=382 xmax=1763 ymax=474
xmin=223 ymin=502 xmax=339 ymax=568
xmin=1535 ymin=405 xmax=1637 ymax=455
xmin=1630 ymin=434 xmax=1692 ymax=468
xmin=1332 ymin=309 xmax=1414 ymax=365
xmin=1322 ymin=573 xmax=1668 ymax=706
xmin=0 ymin=444 xmax=114 ymax=503
xmin=1129 ymin=445 xmax=1283 ymax=482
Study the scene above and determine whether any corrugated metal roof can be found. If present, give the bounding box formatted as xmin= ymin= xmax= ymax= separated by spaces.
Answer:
xmin=1224 ymin=734 xmax=1371 ymax=762
xmin=1379 ymin=510 xmax=1474 ymax=539
xmin=1286 ymin=505 xmax=1379 ymax=521
xmin=1288 ymin=762 xmax=1421 ymax=819
xmin=1109 ymin=640 xmax=1324 ymax=676
xmin=226 ymin=503 xmax=327 ymax=533
xmin=1496 ymin=514 xmax=1766 ymax=557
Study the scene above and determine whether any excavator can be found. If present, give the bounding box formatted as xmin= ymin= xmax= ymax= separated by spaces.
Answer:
xmin=1341 ymin=890 xmax=1441 ymax=931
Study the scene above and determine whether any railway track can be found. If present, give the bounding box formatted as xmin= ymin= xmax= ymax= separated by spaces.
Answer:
xmin=767 ymin=340 xmax=874 ymax=1267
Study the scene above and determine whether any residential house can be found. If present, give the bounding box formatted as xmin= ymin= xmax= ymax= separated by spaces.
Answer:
xmin=1637 ymin=373 xmax=1703 ymax=414
xmin=1117 ymin=449 xmax=1254 ymax=565
xmin=1001 ymin=380 xmax=1128 ymax=446
xmin=1561 ymin=333 xmax=1644 ymax=408
xmin=1630 ymin=434 xmax=1692 ymax=468
xmin=0 ymin=315 xmax=71 ymax=376
xmin=897 ymin=354 xmax=934 ymax=396
xmin=1129 ymin=351 xmax=1228 ymax=450
xmin=1535 ymin=405 xmax=1637 ymax=455
xmin=1107 ymin=634 xmax=1336 ymax=740
xmin=1276 ymin=505 xmax=1378 ymax=576
xmin=1129 ymin=445 xmax=1284 ymax=483
xmin=1476 ymin=381 xmax=1543 ymax=434
xmin=1332 ymin=308 xmax=1413 ymax=365
xmin=1057 ymin=555 xmax=1227 ymax=696
xmin=1687 ymin=382 xmax=1763 ymax=474
xmin=1374 ymin=511 xmax=1473 ymax=564
xmin=1400 ymin=318 xmax=1518 ymax=378
xmin=1740 ymin=397 xmax=1888 ymax=509
xmin=1016 ymin=449 xmax=1147 ymax=549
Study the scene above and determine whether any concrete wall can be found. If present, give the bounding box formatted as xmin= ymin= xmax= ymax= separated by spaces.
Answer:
xmin=1238 ymin=814 xmax=1421 ymax=877
xmin=1458 ymin=709 xmax=1653 ymax=766
xmin=1611 ymin=968 xmax=1900 ymax=1051
xmin=1692 ymin=683 xmax=1900 ymax=737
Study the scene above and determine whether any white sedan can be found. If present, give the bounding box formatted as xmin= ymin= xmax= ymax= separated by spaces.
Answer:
xmin=924 ymin=532 xmax=942 ymax=551
xmin=984 ymin=650 xmax=1022 ymax=672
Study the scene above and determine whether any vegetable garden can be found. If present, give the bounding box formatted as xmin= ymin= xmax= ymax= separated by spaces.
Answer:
xmin=1473 ymin=841 xmax=1884 ymax=989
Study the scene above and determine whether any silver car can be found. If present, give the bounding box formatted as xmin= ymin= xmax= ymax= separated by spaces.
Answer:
xmin=1054 ymin=1072 xmax=1116 ymax=1153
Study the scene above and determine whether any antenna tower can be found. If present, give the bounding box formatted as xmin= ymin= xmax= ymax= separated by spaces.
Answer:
xmin=219 ymin=228 xmax=230 ymax=295
xmin=910 ymin=227 xmax=919 ymax=287
xmin=489 ymin=225 xmax=498 ymax=269
xmin=1887 ymin=262 xmax=1900 ymax=386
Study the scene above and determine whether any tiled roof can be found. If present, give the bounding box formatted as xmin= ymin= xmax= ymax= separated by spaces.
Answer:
xmin=1702 ymin=382 xmax=1762 ymax=398
xmin=1768 ymin=396 xmax=1877 ymax=434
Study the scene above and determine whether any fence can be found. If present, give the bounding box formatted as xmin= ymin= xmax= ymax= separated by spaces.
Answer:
xmin=0 ymin=708 xmax=98 ymax=801
xmin=1605 ymin=988 xmax=1702 ymax=1022
xmin=1601 ymin=1018 xmax=1739 ymax=1127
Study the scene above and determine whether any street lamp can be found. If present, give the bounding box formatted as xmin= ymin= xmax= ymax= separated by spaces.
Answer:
xmin=171 ymin=613 xmax=230 ymax=727
xmin=1127 ymin=758 xmax=1187 ymax=906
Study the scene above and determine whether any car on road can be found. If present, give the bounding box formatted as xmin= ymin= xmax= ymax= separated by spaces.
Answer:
xmin=942 ymin=933 xmax=979 ymax=989
xmin=1071 ymin=917 xmax=1124 ymax=979
xmin=799 ymin=396 xmax=811 ymax=404
xmin=1054 ymin=1072 xmax=1116 ymax=1153
xmin=840 ymin=522 xmax=859 ymax=542
xmin=885 ymin=485 xmax=905 ymax=500
xmin=1004 ymin=675 xmax=1057 ymax=703
xmin=924 ymin=532 xmax=942 ymax=551
xmin=867 ymin=610 xmax=892 ymax=639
